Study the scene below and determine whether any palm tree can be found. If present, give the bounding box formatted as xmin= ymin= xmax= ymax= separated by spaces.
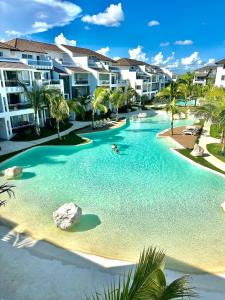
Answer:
xmin=110 ymin=89 xmax=127 ymax=121
xmin=178 ymin=72 xmax=195 ymax=103
xmin=49 ymin=94 xmax=70 ymax=140
xmin=126 ymin=86 xmax=137 ymax=110
xmin=19 ymin=80 xmax=44 ymax=135
xmin=91 ymin=87 xmax=109 ymax=128
xmin=88 ymin=247 xmax=197 ymax=300
xmin=0 ymin=183 xmax=15 ymax=207
xmin=67 ymin=99 xmax=85 ymax=120
xmin=156 ymin=82 xmax=181 ymax=135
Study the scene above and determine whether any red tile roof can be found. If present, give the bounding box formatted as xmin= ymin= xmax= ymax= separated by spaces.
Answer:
xmin=7 ymin=38 xmax=63 ymax=54
xmin=0 ymin=41 xmax=17 ymax=50
xmin=62 ymin=44 xmax=115 ymax=62
xmin=65 ymin=66 xmax=89 ymax=73
xmin=0 ymin=61 xmax=32 ymax=69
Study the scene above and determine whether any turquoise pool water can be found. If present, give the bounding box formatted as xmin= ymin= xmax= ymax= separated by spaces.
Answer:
xmin=1 ymin=112 xmax=225 ymax=273
xmin=176 ymin=100 xmax=197 ymax=106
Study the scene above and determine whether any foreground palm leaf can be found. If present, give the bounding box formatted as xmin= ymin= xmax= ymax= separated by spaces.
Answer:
xmin=0 ymin=183 xmax=15 ymax=207
xmin=88 ymin=247 xmax=197 ymax=300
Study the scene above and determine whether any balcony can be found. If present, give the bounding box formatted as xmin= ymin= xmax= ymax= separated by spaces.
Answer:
xmin=5 ymin=80 xmax=30 ymax=87
xmin=8 ymin=102 xmax=32 ymax=111
xmin=42 ymin=79 xmax=64 ymax=91
xmin=22 ymin=59 xmax=53 ymax=69
xmin=98 ymin=79 xmax=110 ymax=85
xmin=74 ymin=79 xmax=89 ymax=85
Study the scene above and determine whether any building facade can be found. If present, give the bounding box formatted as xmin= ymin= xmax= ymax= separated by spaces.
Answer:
xmin=215 ymin=59 xmax=225 ymax=88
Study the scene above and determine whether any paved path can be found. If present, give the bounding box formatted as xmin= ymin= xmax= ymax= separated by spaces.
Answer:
xmin=198 ymin=121 xmax=225 ymax=172
xmin=0 ymin=121 xmax=91 ymax=156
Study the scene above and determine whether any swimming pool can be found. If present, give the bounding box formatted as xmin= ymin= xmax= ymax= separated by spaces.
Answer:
xmin=176 ymin=100 xmax=197 ymax=106
xmin=1 ymin=112 xmax=225 ymax=273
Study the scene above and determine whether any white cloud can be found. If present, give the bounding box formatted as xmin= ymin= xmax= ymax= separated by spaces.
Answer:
xmin=129 ymin=46 xmax=148 ymax=62
xmin=148 ymin=20 xmax=160 ymax=27
xmin=205 ymin=58 xmax=215 ymax=65
xmin=84 ymin=26 xmax=90 ymax=30
xmin=96 ymin=46 xmax=110 ymax=56
xmin=0 ymin=0 xmax=81 ymax=38
xmin=32 ymin=21 xmax=51 ymax=32
xmin=113 ymin=56 xmax=120 ymax=60
xmin=151 ymin=52 xmax=174 ymax=65
xmin=81 ymin=3 xmax=124 ymax=27
xmin=175 ymin=40 xmax=193 ymax=45
xmin=160 ymin=42 xmax=170 ymax=47
xmin=181 ymin=52 xmax=202 ymax=66
xmin=55 ymin=33 xmax=76 ymax=46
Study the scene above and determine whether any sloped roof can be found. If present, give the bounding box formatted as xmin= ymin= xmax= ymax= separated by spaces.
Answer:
xmin=65 ymin=66 xmax=89 ymax=73
xmin=0 ymin=41 xmax=17 ymax=50
xmin=215 ymin=58 xmax=225 ymax=65
xmin=62 ymin=44 xmax=114 ymax=62
xmin=115 ymin=58 xmax=147 ymax=67
xmin=0 ymin=61 xmax=32 ymax=69
xmin=7 ymin=38 xmax=63 ymax=54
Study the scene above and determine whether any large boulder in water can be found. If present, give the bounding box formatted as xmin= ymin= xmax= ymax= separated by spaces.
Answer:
xmin=190 ymin=144 xmax=204 ymax=157
xmin=53 ymin=203 xmax=82 ymax=230
xmin=4 ymin=166 xmax=23 ymax=179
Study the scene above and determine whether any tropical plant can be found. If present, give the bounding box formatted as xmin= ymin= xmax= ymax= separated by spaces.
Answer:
xmin=156 ymin=82 xmax=181 ymax=135
xmin=140 ymin=95 xmax=149 ymax=107
xmin=0 ymin=183 xmax=15 ymax=207
xmin=19 ymin=80 xmax=45 ymax=135
xmin=88 ymin=247 xmax=197 ymax=300
xmin=91 ymin=87 xmax=109 ymax=128
xmin=110 ymin=89 xmax=127 ymax=121
xmin=126 ymin=86 xmax=138 ymax=109
xmin=49 ymin=94 xmax=70 ymax=140
xmin=67 ymin=99 xmax=85 ymax=120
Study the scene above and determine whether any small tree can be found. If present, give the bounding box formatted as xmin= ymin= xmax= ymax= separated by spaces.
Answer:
xmin=67 ymin=99 xmax=85 ymax=120
xmin=49 ymin=95 xmax=70 ymax=140
xmin=91 ymin=87 xmax=109 ymax=128
xmin=110 ymin=89 xmax=127 ymax=121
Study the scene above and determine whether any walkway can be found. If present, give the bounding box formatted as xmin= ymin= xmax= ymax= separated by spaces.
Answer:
xmin=198 ymin=121 xmax=225 ymax=172
xmin=0 ymin=121 xmax=91 ymax=156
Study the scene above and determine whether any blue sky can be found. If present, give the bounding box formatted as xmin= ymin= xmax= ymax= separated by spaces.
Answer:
xmin=1 ymin=0 xmax=225 ymax=72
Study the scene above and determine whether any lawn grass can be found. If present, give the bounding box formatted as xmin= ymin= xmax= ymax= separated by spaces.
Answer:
xmin=207 ymin=143 xmax=225 ymax=163
xmin=210 ymin=124 xmax=221 ymax=139
xmin=176 ymin=148 xmax=225 ymax=175
xmin=0 ymin=131 xmax=88 ymax=163
xmin=11 ymin=122 xmax=73 ymax=141
xmin=42 ymin=131 xmax=87 ymax=146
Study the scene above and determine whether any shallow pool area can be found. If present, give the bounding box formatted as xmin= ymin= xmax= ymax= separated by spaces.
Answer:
xmin=176 ymin=99 xmax=197 ymax=106
xmin=1 ymin=112 xmax=225 ymax=273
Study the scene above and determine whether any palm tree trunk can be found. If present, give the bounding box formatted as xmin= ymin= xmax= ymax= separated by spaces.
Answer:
xmin=57 ymin=120 xmax=61 ymax=140
xmin=92 ymin=111 xmax=95 ymax=128
xmin=221 ymin=129 xmax=225 ymax=154
xmin=171 ymin=113 xmax=174 ymax=135
xmin=116 ymin=108 xmax=119 ymax=121
xmin=34 ymin=111 xmax=40 ymax=136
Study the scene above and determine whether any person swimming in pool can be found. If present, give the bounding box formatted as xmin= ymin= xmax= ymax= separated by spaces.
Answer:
xmin=112 ymin=144 xmax=117 ymax=150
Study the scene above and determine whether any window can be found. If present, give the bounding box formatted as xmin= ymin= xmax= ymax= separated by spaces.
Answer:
xmin=221 ymin=75 xmax=225 ymax=81
xmin=136 ymin=85 xmax=141 ymax=90
xmin=0 ymin=52 xmax=3 ymax=57
xmin=22 ymin=53 xmax=33 ymax=59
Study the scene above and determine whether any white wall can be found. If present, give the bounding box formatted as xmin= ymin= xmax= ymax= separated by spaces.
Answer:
xmin=215 ymin=65 xmax=225 ymax=87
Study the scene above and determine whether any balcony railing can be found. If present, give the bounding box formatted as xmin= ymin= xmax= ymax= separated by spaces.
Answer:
xmin=74 ymin=80 xmax=89 ymax=85
xmin=8 ymin=102 xmax=32 ymax=111
xmin=98 ymin=80 xmax=110 ymax=85
xmin=12 ymin=121 xmax=34 ymax=130
xmin=27 ymin=59 xmax=52 ymax=67
xmin=42 ymin=79 xmax=61 ymax=86
xmin=5 ymin=80 xmax=30 ymax=87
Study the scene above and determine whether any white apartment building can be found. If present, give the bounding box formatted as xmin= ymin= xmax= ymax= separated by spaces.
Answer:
xmin=193 ymin=65 xmax=217 ymax=86
xmin=0 ymin=38 xmax=171 ymax=140
xmin=215 ymin=59 xmax=225 ymax=88
xmin=114 ymin=58 xmax=170 ymax=100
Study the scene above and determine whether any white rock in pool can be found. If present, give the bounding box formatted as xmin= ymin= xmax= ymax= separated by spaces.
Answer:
xmin=53 ymin=203 xmax=82 ymax=230
xmin=190 ymin=144 xmax=204 ymax=157
xmin=4 ymin=166 xmax=23 ymax=179
xmin=221 ymin=202 xmax=225 ymax=212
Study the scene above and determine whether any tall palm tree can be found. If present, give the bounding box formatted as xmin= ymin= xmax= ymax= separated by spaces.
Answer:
xmin=67 ymin=99 xmax=85 ymax=120
xmin=88 ymin=247 xmax=197 ymax=300
xmin=19 ymin=80 xmax=44 ymax=135
xmin=0 ymin=183 xmax=15 ymax=207
xmin=110 ymin=89 xmax=127 ymax=121
xmin=49 ymin=94 xmax=70 ymax=140
xmin=178 ymin=72 xmax=195 ymax=103
xmin=126 ymin=86 xmax=138 ymax=109
xmin=91 ymin=87 xmax=109 ymax=128
xmin=156 ymin=82 xmax=181 ymax=135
